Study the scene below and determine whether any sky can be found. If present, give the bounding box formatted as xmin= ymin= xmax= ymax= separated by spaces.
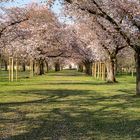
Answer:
xmin=0 ymin=0 xmax=61 ymax=15
xmin=0 ymin=0 xmax=62 ymax=16
xmin=0 ymin=0 xmax=36 ymax=7
xmin=0 ymin=0 xmax=72 ymax=23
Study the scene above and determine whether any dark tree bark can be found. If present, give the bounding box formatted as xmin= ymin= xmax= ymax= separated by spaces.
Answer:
xmin=22 ymin=63 xmax=26 ymax=71
xmin=135 ymin=51 xmax=140 ymax=96
xmin=78 ymin=64 xmax=83 ymax=72
xmin=45 ymin=61 xmax=49 ymax=73
xmin=69 ymin=64 xmax=72 ymax=69
xmin=114 ymin=59 xmax=118 ymax=76
xmin=39 ymin=59 xmax=45 ymax=75
xmin=34 ymin=59 xmax=45 ymax=75
xmin=84 ymin=61 xmax=93 ymax=75
xmin=55 ymin=62 xmax=60 ymax=72
xmin=33 ymin=61 xmax=35 ymax=72
xmin=4 ymin=60 xmax=8 ymax=71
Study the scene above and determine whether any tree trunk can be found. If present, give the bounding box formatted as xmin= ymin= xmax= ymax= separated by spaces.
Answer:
xmin=45 ymin=61 xmax=49 ymax=73
xmin=34 ymin=60 xmax=45 ymax=75
xmin=34 ymin=61 xmax=39 ymax=75
xmin=78 ymin=64 xmax=83 ymax=72
xmin=39 ymin=60 xmax=45 ymax=75
xmin=135 ymin=51 xmax=140 ymax=96
xmin=114 ymin=59 xmax=118 ymax=76
xmin=4 ymin=60 xmax=8 ymax=71
xmin=106 ymin=59 xmax=117 ymax=83
xmin=84 ymin=62 xmax=93 ymax=75
xmin=55 ymin=62 xmax=60 ymax=72
xmin=22 ymin=63 xmax=26 ymax=71
xmin=33 ymin=61 xmax=35 ymax=72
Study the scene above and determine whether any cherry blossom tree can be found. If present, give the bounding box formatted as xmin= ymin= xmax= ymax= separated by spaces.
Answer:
xmin=52 ymin=0 xmax=140 ymax=95
xmin=70 ymin=23 xmax=102 ymax=75
xmin=0 ymin=4 xmax=75 ymax=75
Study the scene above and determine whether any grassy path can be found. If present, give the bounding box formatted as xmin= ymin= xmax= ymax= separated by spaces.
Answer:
xmin=0 ymin=70 xmax=140 ymax=140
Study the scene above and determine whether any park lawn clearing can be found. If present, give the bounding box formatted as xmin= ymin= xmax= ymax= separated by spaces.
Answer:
xmin=0 ymin=70 xmax=140 ymax=140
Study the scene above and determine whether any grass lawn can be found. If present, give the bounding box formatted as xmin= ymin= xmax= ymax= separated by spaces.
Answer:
xmin=0 ymin=70 xmax=30 ymax=82
xmin=0 ymin=70 xmax=140 ymax=140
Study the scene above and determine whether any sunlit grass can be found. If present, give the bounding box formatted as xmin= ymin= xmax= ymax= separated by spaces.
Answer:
xmin=0 ymin=70 xmax=140 ymax=140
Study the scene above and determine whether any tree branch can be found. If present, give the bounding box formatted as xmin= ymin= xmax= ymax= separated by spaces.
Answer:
xmin=0 ymin=17 xmax=29 ymax=38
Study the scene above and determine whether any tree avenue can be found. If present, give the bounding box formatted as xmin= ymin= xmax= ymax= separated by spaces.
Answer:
xmin=55 ymin=0 xmax=140 ymax=95
xmin=0 ymin=0 xmax=139 ymax=96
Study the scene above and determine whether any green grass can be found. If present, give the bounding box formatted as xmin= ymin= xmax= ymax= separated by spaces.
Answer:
xmin=0 ymin=70 xmax=140 ymax=140
xmin=0 ymin=70 xmax=30 ymax=82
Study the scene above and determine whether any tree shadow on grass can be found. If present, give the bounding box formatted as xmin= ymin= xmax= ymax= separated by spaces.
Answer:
xmin=3 ymin=109 xmax=140 ymax=140
xmin=0 ymin=89 xmax=140 ymax=140
xmin=22 ymin=81 xmax=119 ymax=86
xmin=48 ymin=71 xmax=85 ymax=77
xmin=2 ymin=80 xmax=111 ymax=87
